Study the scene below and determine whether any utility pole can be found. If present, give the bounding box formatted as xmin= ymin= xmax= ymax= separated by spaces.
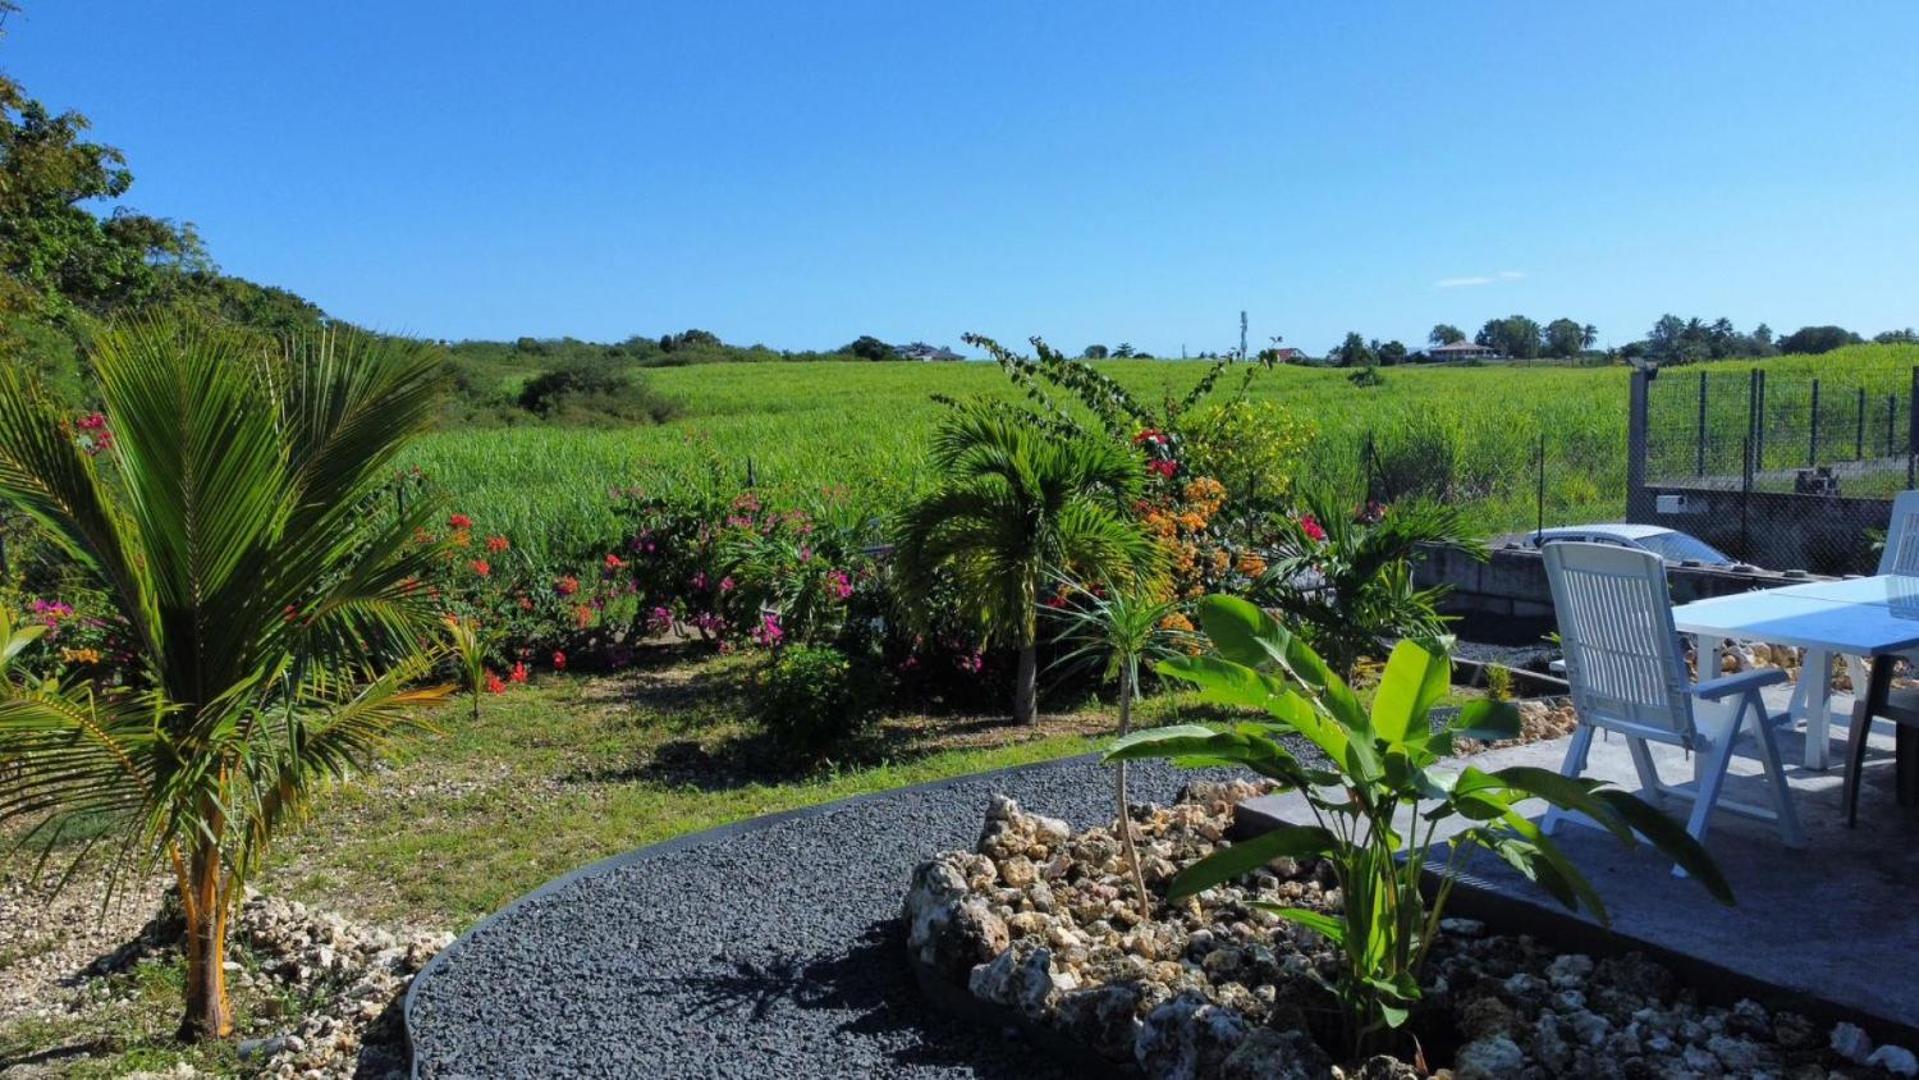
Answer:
xmin=1239 ymin=311 xmax=1248 ymax=360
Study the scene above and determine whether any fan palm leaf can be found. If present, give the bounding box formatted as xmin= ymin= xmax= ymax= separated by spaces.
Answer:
xmin=895 ymin=406 xmax=1161 ymax=723
xmin=0 ymin=317 xmax=450 ymax=1040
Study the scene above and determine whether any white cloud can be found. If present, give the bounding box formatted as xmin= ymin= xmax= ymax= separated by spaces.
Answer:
xmin=1434 ymin=270 xmax=1526 ymax=288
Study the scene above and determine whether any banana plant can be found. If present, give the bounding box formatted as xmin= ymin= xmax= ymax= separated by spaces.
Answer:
xmin=1106 ymin=594 xmax=1732 ymax=1059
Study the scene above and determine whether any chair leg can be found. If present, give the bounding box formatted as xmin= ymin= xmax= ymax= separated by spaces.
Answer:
xmin=1744 ymin=691 xmax=1803 ymax=847
xmin=1679 ymin=727 xmax=1738 ymax=867
xmin=1626 ymin=737 xmax=1665 ymax=804
xmin=1542 ymin=725 xmax=1596 ymax=837
xmin=1846 ymin=657 xmax=1894 ymax=827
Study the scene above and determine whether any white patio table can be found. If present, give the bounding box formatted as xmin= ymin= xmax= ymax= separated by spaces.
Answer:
xmin=1670 ymin=575 xmax=1919 ymax=803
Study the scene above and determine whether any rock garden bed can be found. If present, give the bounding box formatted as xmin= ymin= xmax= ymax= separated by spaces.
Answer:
xmin=905 ymin=783 xmax=1913 ymax=1079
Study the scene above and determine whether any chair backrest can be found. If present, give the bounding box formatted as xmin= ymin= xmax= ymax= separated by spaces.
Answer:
xmin=1879 ymin=490 xmax=1919 ymax=576
xmin=1543 ymin=541 xmax=1694 ymax=742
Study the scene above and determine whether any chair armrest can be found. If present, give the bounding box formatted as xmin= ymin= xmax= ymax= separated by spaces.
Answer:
xmin=1689 ymin=668 xmax=1789 ymax=701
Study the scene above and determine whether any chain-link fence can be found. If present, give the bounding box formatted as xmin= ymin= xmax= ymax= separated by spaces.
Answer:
xmin=1632 ymin=365 xmax=1914 ymax=574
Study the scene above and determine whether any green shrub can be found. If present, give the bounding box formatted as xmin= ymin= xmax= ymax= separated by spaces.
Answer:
xmin=758 ymin=644 xmax=886 ymax=752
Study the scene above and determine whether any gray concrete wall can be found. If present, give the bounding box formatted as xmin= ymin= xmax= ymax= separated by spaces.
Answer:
xmin=1413 ymin=542 xmax=1816 ymax=642
xmin=1634 ymin=486 xmax=1885 ymax=576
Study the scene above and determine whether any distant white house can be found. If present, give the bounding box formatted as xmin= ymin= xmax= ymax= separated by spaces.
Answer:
xmin=1429 ymin=340 xmax=1498 ymax=361
xmin=896 ymin=342 xmax=965 ymax=362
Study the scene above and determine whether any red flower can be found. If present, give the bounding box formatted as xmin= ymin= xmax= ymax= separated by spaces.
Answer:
xmin=470 ymin=559 xmax=491 ymax=577
xmin=509 ymin=661 xmax=528 ymax=684
xmin=1148 ymin=458 xmax=1179 ymax=479
xmin=604 ymin=553 xmax=625 ymax=571
xmin=1300 ymin=514 xmax=1327 ymax=542
xmin=486 ymin=535 xmax=510 ymax=553
xmin=1133 ymin=428 xmax=1167 ymax=446
xmin=485 ymin=671 xmax=507 ymax=694
xmin=555 ymin=575 xmax=580 ymax=596
xmin=552 ymin=650 xmax=567 ymax=672
xmin=448 ymin=513 xmax=474 ymax=530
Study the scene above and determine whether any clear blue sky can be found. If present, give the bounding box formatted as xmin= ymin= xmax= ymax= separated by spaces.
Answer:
xmin=7 ymin=2 xmax=1917 ymax=355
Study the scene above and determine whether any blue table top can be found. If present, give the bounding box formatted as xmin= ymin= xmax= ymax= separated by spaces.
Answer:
xmin=1671 ymin=575 xmax=1919 ymax=655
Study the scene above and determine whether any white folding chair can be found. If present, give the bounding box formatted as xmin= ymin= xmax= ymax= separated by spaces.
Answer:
xmin=1541 ymin=543 xmax=1802 ymax=871
xmin=1879 ymin=491 xmax=1919 ymax=576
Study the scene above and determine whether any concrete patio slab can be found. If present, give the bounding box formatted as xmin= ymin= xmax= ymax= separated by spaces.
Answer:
xmin=1236 ymin=688 xmax=1919 ymax=1034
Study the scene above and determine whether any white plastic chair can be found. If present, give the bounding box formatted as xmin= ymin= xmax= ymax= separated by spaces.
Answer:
xmin=1879 ymin=490 xmax=1919 ymax=576
xmin=1541 ymin=542 xmax=1802 ymax=870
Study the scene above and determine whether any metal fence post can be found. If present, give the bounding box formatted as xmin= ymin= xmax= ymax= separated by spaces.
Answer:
xmin=1890 ymin=395 xmax=1899 ymax=457
xmin=1754 ymin=369 xmax=1768 ymax=474
xmin=1808 ymin=378 xmax=1820 ymax=466
xmin=1908 ymin=367 xmax=1917 ymax=489
xmin=1626 ymin=366 xmax=1653 ymax=522
xmin=1695 ymin=370 xmax=1708 ymax=476
xmin=1857 ymin=386 xmax=1868 ymax=461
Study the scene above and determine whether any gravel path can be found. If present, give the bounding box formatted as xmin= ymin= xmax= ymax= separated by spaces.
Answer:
xmin=406 ymin=756 xmax=1235 ymax=1078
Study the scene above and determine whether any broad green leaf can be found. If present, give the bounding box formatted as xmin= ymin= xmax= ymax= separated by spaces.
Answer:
xmin=1593 ymin=789 xmax=1735 ymax=905
xmin=1370 ymin=639 xmax=1449 ymax=744
xmin=1491 ymin=765 xmax=1634 ymax=845
xmin=1193 ymin=594 xmax=1292 ymax=670
xmin=1156 ymin=655 xmax=1279 ymax=713
xmin=1104 ymin=723 xmax=1236 ymax=763
xmin=1450 ymin=699 xmax=1523 ymax=742
xmin=1166 ymin=823 xmax=1336 ymax=900
xmin=1251 ymin=903 xmax=1347 ymax=944
xmin=1500 ymin=811 xmax=1611 ymax=924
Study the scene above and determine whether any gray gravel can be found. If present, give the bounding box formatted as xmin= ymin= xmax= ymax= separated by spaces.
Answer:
xmin=406 ymin=756 xmax=1235 ymax=1078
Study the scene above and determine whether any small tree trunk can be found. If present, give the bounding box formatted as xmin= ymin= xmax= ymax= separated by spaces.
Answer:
xmin=1014 ymin=643 xmax=1038 ymax=725
xmin=177 ymin=849 xmax=232 ymax=1042
xmin=1115 ymin=668 xmax=1152 ymax=922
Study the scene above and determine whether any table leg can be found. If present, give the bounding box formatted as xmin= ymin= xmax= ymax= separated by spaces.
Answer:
xmin=1804 ymin=649 xmax=1833 ymax=771
xmin=1848 ymin=657 xmax=1895 ymax=825
xmin=1901 ymin=726 xmax=1919 ymax=807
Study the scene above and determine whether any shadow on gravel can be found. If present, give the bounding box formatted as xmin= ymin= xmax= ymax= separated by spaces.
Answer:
xmin=626 ymin=920 xmax=1069 ymax=1078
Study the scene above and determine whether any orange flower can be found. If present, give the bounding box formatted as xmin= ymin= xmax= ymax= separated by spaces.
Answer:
xmin=470 ymin=559 xmax=491 ymax=577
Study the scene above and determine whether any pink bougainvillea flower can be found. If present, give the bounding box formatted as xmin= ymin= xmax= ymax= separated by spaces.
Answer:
xmin=552 ymin=650 xmax=567 ymax=671
xmin=719 ymin=576 xmax=735 ymax=593
xmin=750 ymin=612 xmax=784 ymax=648
xmin=647 ymin=606 xmax=674 ymax=634
xmin=1300 ymin=514 xmax=1327 ymax=542
xmin=828 ymin=569 xmax=854 ymax=600
xmin=690 ymin=571 xmax=709 ymax=591
xmin=448 ymin=513 xmax=474 ymax=530
xmin=485 ymin=671 xmax=507 ymax=694
xmin=509 ymin=661 xmax=528 ymax=684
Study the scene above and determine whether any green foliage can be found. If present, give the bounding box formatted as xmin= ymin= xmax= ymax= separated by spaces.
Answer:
xmin=893 ymin=405 xmax=1161 ymax=722
xmin=1427 ymin=324 xmax=1465 ymax=346
xmin=513 ymin=362 xmax=680 ymax=425
xmin=1347 ymin=365 xmax=1384 ymax=387
xmin=0 ymin=318 xmax=453 ymax=1038
xmin=1779 ymin=324 xmax=1863 ymax=356
xmin=842 ymin=335 xmax=894 ymax=361
xmin=1474 ymin=315 xmax=1543 ymax=359
xmin=1108 ymin=595 xmax=1731 ymax=1057
xmin=757 ymin=644 xmax=886 ymax=752
xmin=1253 ymin=488 xmax=1478 ymax=678
xmin=1332 ymin=332 xmax=1374 ymax=368
xmin=1175 ymin=399 xmax=1317 ymax=507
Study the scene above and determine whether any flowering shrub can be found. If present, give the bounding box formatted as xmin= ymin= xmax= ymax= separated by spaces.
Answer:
xmin=756 ymin=643 xmax=889 ymax=753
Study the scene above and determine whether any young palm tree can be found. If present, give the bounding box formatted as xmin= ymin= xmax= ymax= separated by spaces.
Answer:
xmin=1252 ymin=486 xmax=1479 ymax=680
xmin=894 ymin=407 xmax=1159 ymax=724
xmin=1047 ymin=579 xmax=1186 ymax=920
xmin=0 ymin=319 xmax=451 ymax=1041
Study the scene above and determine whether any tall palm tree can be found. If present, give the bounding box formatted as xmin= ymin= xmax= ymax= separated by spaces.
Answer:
xmin=0 ymin=319 xmax=451 ymax=1041
xmin=895 ymin=408 xmax=1159 ymax=724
